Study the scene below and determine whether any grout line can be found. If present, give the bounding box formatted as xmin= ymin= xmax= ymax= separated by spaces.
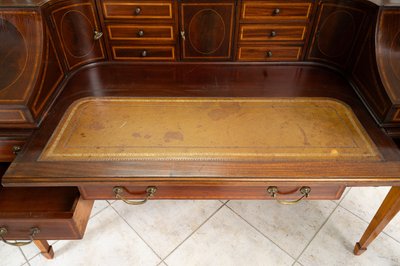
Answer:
xmin=18 ymin=246 xmax=30 ymax=266
xmin=224 ymin=203 xmax=297 ymax=261
xmin=160 ymin=200 xmax=228 ymax=263
xmin=89 ymin=200 xmax=111 ymax=220
xmin=339 ymin=204 xmax=400 ymax=246
xmin=109 ymin=204 xmax=164 ymax=262
xmin=293 ymin=198 xmax=345 ymax=264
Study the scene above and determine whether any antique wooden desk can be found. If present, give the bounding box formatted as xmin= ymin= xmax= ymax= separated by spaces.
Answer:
xmin=0 ymin=0 xmax=400 ymax=259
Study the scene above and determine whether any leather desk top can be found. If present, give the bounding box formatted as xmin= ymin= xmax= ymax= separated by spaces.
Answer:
xmin=39 ymin=97 xmax=381 ymax=162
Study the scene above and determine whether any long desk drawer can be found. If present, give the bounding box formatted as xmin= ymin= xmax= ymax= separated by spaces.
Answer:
xmin=0 ymin=186 xmax=93 ymax=240
xmin=80 ymin=184 xmax=345 ymax=200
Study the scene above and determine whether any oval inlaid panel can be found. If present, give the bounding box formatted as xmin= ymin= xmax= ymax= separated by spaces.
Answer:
xmin=189 ymin=9 xmax=225 ymax=55
xmin=318 ymin=11 xmax=355 ymax=58
xmin=0 ymin=18 xmax=27 ymax=90
xmin=61 ymin=10 xmax=95 ymax=58
xmin=390 ymin=31 xmax=400 ymax=81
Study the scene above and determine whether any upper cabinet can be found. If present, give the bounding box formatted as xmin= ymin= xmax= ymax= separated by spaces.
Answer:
xmin=48 ymin=0 xmax=106 ymax=70
xmin=179 ymin=0 xmax=235 ymax=61
xmin=307 ymin=0 xmax=374 ymax=69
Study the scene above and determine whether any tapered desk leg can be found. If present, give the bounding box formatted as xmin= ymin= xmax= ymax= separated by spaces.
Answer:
xmin=354 ymin=186 xmax=400 ymax=255
xmin=33 ymin=240 xmax=54 ymax=259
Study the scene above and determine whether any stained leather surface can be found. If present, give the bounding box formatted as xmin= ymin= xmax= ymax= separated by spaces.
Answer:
xmin=39 ymin=97 xmax=381 ymax=161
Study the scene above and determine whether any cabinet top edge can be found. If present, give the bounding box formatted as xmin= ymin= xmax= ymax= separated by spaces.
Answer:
xmin=1 ymin=0 xmax=400 ymax=8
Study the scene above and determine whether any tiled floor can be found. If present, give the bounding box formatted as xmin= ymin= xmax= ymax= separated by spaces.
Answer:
xmin=2 ymin=187 xmax=400 ymax=266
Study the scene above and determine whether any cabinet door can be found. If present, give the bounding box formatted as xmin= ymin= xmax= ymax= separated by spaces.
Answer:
xmin=307 ymin=0 xmax=372 ymax=69
xmin=180 ymin=1 xmax=235 ymax=60
xmin=50 ymin=0 xmax=105 ymax=70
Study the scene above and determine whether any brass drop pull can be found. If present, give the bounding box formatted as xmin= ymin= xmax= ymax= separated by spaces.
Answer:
xmin=137 ymin=30 xmax=144 ymax=37
xmin=0 ymin=227 xmax=40 ymax=247
xmin=273 ymin=8 xmax=280 ymax=15
xmin=267 ymin=186 xmax=311 ymax=205
xmin=135 ymin=7 xmax=142 ymax=15
xmin=141 ymin=50 xmax=148 ymax=57
xmin=113 ymin=186 xmax=157 ymax=205
xmin=270 ymin=30 xmax=277 ymax=37
xmin=93 ymin=30 xmax=103 ymax=40
xmin=180 ymin=31 xmax=186 ymax=41
xmin=12 ymin=145 xmax=21 ymax=155
xmin=266 ymin=50 xmax=273 ymax=57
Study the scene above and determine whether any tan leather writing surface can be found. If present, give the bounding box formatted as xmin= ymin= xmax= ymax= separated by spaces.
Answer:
xmin=39 ymin=97 xmax=381 ymax=161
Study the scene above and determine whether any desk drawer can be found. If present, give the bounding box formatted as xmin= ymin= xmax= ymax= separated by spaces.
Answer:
xmin=102 ymin=1 xmax=173 ymax=20
xmin=107 ymin=24 xmax=175 ymax=41
xmin=241 ymin=2 xmax=312 ymax=21
xmin=0 ymin=186 xmax=93 ymax=240
xmin=80 ymin=184 xmax=345 ymax=200
xmin=238 ymin=46 xmax=302 ymax=61
xmin=240 ymin=25 xmax=307 ymax=42
xmin=111 ymin=45 xmax=175 ymax=60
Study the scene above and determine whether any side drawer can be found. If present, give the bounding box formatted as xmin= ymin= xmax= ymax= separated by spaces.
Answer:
xmin=111 ymin=45 xmax=175 ymax=60
xmin=238 ymin=46 xmax=302 ymax=61
xmin=0 ymin=186 xmax=93 ymax=240
xmin=80 ymin=184 xmax=345 ymax=200
xmin=240 ymin=25 xmax=307 ymax=42
xmin=107 ymin=24 xmax=175 ymax=41
xmin=241 ymin=2 xmax=312 ymax=21
xmin=102 ymin=1 xmax=173 ymax=20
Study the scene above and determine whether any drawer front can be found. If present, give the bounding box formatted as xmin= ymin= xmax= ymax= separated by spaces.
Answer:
xmin=80 ymin=184 xmax=345 ymax=200
xmin=238 ymin=46 xmax=302 ymax=61
xmin=0 ymin=140 xmax=25 ymax=162
xmin=241 ymin=3 xmax=312 ymax=21
xmin=107 ymin=25 xmax=174 ymax=41
xmin=240 ymin=25 xmax=307 ymax=42
xmin=0 ymin=187 xmax=93 ymax=240
xmin=111 ymin=45 xmax=175 ymax=60
xmin=103 ymin=2 xmax=173 ymax=20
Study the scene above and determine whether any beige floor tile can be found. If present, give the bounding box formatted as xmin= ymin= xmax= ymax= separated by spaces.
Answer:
xmin=112 ymin=200 xmax=222 ymax=259
xmin=165 ymin=206 xmax=294 ymax=266
xmin=340 ymin=186 xmax=400 ymax=242
xmin=298 ymin=207 xmax=400 ymax=266
xmin=28 ymin=207 xmax=161 ymax=266
xmin=227 ymin=200 xmax=337 ymax=258
xmin=90 ymin=200 xmax=110 ymax=218
xmin=0 ymin=242 xmax=27 ymax=266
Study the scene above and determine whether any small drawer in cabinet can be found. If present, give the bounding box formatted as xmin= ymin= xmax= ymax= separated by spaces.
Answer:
xmin=107 ymin=24 xmax=175 ymax=41
xmin=241 ymin=2 xmax=312 ymax=21
xmin=111 ymin=45 xmax=175 ymax=60
xmin=0 ymin=186 xmax=93 ymax=240
xmin=102 ymin=1 xmax=173 ymax=20
xmin=240 ymin=25 xmax=307 ymax=42
xmin=238 ymin=46 xmax=302 ymax=61
xmin=0 ymin=139 xmax=25 ymax=162
xmin=79 ymin=184 xmax=345 ymax=201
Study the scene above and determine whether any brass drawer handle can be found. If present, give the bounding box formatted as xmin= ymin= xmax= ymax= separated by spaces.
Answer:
xmin=135 ymin=7 xmax=142 ymax=15
xmin=141 ymin=50 xmax=148 ymax=57
xmin=137 ymin=30 xmax=144 ymax=37
xmin=273 ymin=8 xmax=280 ymax=15
xmin=113 ymin=186 xmax=157 ymax=205
xmin=270 ymin=30 xmax=277 ymax=37
xmin=0 ymin=227 xmax=40 ymax=246
xmin=266 ymin=50 xmax=273 ymax=58
xmin=12 ymin=145 xmax=21 ymax=155
xmin=94 ymin=30 xmax=103 ymax=40
xmin=267 ymin=186 xmax=311 ymax=205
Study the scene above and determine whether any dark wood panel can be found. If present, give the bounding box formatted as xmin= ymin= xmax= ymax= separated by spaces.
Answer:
xmin=376 ymin=9 xmax=400 ymax=106
xmin=240 ymin=24 xmax=307 ymax=42
xmin=102 ymin=1 xmax=173 ymax=20
xmin=238 ymin=46 xmax=302 ymax=61
xmin=111 ymin=45 xmax=175 ymax=60
xmin=50 ymin=0 xmax=106 ymax=70
xmin=241 ymin=2 xmax=312 ymax=21
xmin=180 ymin=2 xmax=235 ymax=60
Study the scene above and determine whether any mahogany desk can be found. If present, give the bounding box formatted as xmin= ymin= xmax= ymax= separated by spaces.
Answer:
xmin=2 ymin=63 xmax=400 ymax=256
xmin=1 ymin=0 xmax=400 ymax=259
